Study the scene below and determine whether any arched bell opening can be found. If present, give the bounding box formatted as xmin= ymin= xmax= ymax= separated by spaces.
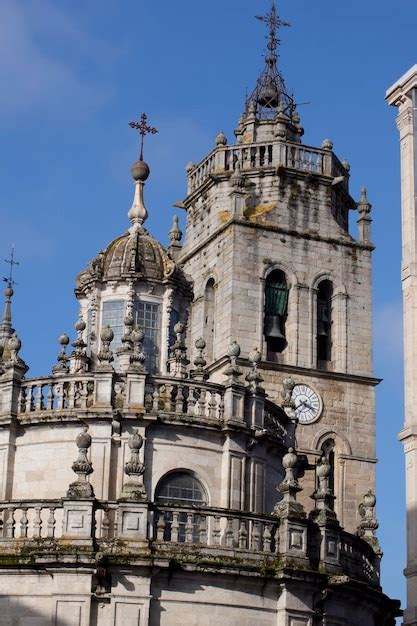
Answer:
xmin=317 ymin=279 xmax=333 ymax=369
xmin=264 ymin=270 xmax=288 ymax=360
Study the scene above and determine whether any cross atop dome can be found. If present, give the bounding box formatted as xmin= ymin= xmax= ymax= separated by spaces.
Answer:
xmin=245 ymin=0 xmax=295 ymax=120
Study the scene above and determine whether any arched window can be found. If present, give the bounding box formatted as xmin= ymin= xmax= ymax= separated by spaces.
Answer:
xmin=264 ymin=270 xmax=288 ymax=359
xmin=155 ymin=472 xmax=207 ymax=542
xmin=317 ymin=280 xmax=333 ymax=367
xmin=203 ymin=279 xmax=215 ymax=361
xmin=320 ymin=439 xmax=335 ymax=509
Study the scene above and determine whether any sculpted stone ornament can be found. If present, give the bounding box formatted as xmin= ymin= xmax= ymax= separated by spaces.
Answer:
xmin=281 ymin=376 xmax=296 ymax=418
xmin=273 ymin=447 xmax=305 ymax=519
xmin=357 ymin=490 xmax=382 ymax=555
xmin=120 ymin=428 xmax=146 ymax=500
xmin=245 ymin=347 xmax=264 ymax=391
xmin=224 ymin=340 xmax=243 ymax=381
xmin=169 ymin=321 xmax=189 ymax=378
xmin=310 ymin=456 xmax=338 ymax=525
xmin=71 ymin=315 xmax=89 ymax=373
xmin=192 ymin=338 xmax=208 ymax=381
xmin=67 ymin=427 xmax=95 ymax=499
xmin=52 ymin=334 xmax=70 ymax=374
xmin=129 ymin=326 xmax=146 ymax=372
xmin=4 ymin=333 xmax=28 ymax=373
xmin=96 ymin=325 xmax=114 ymax=372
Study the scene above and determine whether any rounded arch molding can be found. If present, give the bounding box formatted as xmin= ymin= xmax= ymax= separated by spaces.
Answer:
xmin=262 ymin=261 xmax=298 ymax=288
xmin=312 ymin=428 xmax=352 ymax=456
xmin=311 ymin=271 xmax=346 ymax=295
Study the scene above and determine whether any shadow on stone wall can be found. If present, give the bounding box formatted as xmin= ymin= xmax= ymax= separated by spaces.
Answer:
xmin=0 ymin=599 xmax=73 ymax=626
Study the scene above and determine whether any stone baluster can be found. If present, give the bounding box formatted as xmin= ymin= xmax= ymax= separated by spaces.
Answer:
xmin=19 ymin=387 xmax=26 ymax=413
xmin=101 ymin=509 xmax=110 ymax=539
xmin=35 ymin=384 xmax=43 ymax=411
xmin=263 ymin=523 xmax=272 ymax=553
xmin=238 ymin=520 xmax=248 ymax=549
xmin=163 ymin=384 xmax=173 ymax=412
xmin=208 ymin=391 xmax=217 ymax=419
xmin=67 ymin=381 xmax=75 ymax=409
xmin=187 ymin=387 xmax=196 ymax=415
xmin=19 ymin=508 xmax=28 ymax=538
xmin=25 ymin=386 xmax=33 ymax=413
xmin=5 ymin=508 xmax=14 ymax=538
xmin=197 ymin=389 xmax=206 ymax=417
xmin=251 ymin=521 xmax=261 ymax=551
xmin=175 ymin=385 xmax=185 ymax=414
xmin=47 ymin=507 xmax=56 ymax=538
xmin=156 ymin=513 xmax=166 ymax=541
xmin=212 ymin=516 xmax=221 ymax=545
xmin=152 ymin=386 xmax=160 ymax=412
xmin=32 ymin=506 xmax=42 ymax=538
xmin=55 ymin=384 xmax=65 ymax=410
xmin=46 ymin=383 xmax=54 ymax=410
xmin=199 ymin=516 xmax=208 ymax=545
xmin=225 ymin=518 xmax=234 ymax=547
xmin=171 ymin=512 xmax=179 ymax=542
xmin=185 ymin=513 xmax=193 ymax=543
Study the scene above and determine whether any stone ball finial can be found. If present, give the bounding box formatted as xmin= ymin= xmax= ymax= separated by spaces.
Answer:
xmin=195 ymin=337 xmax=206 ymax=350
xmin=131 ymin=159 xmax=150 ymax=182
xmin=216 ymin=131 xmax=227 ymax=146
xmin=316 ymin=456 xmax=330 ymax=479
xmin=174 ymin=321 xmax=185 ymax=335
xmin=75 ymin=317 xmax=86 ymax=332
xmin=248 ymin=347 xmax=262 ymax=366
xmin=321 ymin=139 xmax=333 ymax=150
xmin=363 ymin=490 xmax=376 ymax=508
xmin=342 ymin=159 xmax=351 ymax=172
xmin=128 ymin=428 xmax=144 ymax=451
xmin=4 ymin=286 xmax=13 ymax=298
xmin=131 ymin=326 xmax=145 ymax=343
xmin=76 ymin=426 xmax=91 ymax=450
xmin=8 ymin=333 xmax=21 ymax=353
xmin=59 ymin=334 xmax=70 ymax=346
xmin=100 ymin=325 xmax=114 ymax=343
xmin=283 ymin=447 xmax=298 ymax=469
xmin=186 ymin=162 xmax=196 ymax=173
xmin=228 ymin=340 xmax=241 ymax=359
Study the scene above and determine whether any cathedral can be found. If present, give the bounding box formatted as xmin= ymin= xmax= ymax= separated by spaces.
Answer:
xmin=0 ymin=3 xmax=401 ymax=625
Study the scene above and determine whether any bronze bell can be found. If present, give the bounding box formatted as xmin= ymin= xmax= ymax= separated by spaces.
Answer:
xmin=265 ymin=315 xmax=285 ymax=340
xmin=318 ymin=320 xmax=328 ymax=337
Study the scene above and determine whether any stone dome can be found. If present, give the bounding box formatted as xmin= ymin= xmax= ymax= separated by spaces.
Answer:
xmin=75 ymin=228 xmax=176 ymax=294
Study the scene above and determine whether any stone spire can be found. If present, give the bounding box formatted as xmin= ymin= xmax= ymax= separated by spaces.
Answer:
xmin=128 ymin=113 xmax=158 ymax=234
xmin=0 ymin=247 xmax=19 ymax=352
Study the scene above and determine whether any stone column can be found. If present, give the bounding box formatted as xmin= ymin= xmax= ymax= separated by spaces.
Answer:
xmin=387 ymin=66 xmax=417 ymax=625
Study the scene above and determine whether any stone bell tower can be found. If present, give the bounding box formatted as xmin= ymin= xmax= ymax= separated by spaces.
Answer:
xmin=386 ymin=66 xmax=417 ymax=626
xmin=179 ymin=2 xmax=377 ymax=532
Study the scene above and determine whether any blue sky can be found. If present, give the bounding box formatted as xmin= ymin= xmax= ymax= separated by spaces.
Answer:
xmin=0 ymin=0 xmax=412 ymax=609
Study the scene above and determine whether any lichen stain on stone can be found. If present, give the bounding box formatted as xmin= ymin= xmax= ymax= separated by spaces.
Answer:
xmin=242 ymin=132 xmax=253 ymax=144
xmin=244 ymin=201 xmax=276 ymax=223
xmin=219 ymin=211 xmax=232 ymax=222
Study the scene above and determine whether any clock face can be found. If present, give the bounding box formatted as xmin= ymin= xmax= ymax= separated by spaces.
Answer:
xmin=292 ymin=384 xmax=322 ymax=424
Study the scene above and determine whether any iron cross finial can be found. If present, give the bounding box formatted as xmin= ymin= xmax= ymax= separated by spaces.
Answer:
xmin=256 ymin=1 xmax=290 ymax=57
xmin=129 ymin=113 xmax=158 ymax=161
xmin=3 ymin=245 xmax=19 ymax=289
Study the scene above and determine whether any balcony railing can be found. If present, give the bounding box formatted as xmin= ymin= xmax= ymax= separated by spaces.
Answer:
xmin=187 ymin=141 xmax=346 ymax=194
xmin=17 ymin=375 xmax=95 ymax=414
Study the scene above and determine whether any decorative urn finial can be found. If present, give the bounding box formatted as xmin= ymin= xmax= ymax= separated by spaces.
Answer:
xmin=67 ymin=426 xmax=94 ymax=499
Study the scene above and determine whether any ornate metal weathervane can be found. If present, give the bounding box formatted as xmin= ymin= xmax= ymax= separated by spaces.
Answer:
xmin=3 ymin=245 xmax=19 ymax=290
xmin=129 ymin=113 xmax=158 ymax=162
xmin=256 ymin=1 xmax=290 ymax=62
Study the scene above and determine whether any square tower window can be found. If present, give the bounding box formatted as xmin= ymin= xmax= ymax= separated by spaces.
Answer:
xmin=135 ymin=301 xmax=160 ymax=373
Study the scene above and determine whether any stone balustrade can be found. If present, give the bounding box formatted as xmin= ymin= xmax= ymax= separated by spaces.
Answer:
xmin=152 ymin=504 xmax=278 ymax=555
xmin=17 ymin=375 xmax=95 ymax=415
xmin=187 ymin=141 xmax=347 ymax=195
xmin=0 ymin=498 xmax=381 ymax=590
xmin=0 ymin=500 xmax=63 ymax=539
xmin=145 ymin=376 xmax=225 ymax=422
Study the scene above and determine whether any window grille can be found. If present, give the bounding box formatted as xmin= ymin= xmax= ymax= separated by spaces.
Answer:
xmin=134 ymin=301 xmax=160 ymax=373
